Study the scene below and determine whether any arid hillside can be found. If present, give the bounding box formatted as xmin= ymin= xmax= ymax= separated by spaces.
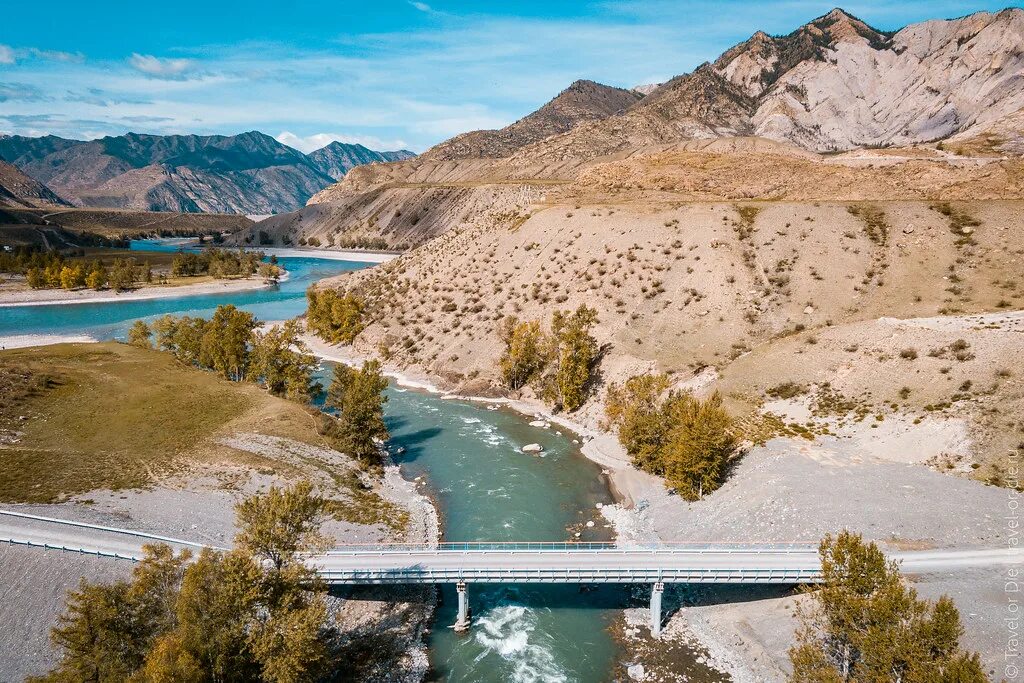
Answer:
xmin=315 ymin=187 xmax=1023 ymax=481
xmin=0 ymin=161 xmax=69 ymax=209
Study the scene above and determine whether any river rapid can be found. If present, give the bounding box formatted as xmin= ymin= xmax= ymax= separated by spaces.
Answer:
xmin=0 ymin=240 xmax=633 ymax=682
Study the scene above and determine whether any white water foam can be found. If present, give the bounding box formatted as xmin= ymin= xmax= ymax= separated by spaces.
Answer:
xmin=473 ymin=604 xmax=567 ymax=683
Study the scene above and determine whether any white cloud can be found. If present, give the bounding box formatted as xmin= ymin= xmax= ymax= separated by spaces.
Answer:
xmin=276 ymin=131 xmax=410 ymax=154
xmin=0 ymin=44 xmax=83 ymax=65
xmin=409 ymin=1 xmax=432 ymax=12
xmin=128 ymin=53 xmax=198 ymax=80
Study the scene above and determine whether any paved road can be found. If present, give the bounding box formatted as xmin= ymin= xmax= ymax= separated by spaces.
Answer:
xmin=2 ymin=510 xmax=1019 ymax=585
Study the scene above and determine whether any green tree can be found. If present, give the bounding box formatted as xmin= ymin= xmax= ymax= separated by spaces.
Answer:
xmin=306 ymin=289 xmax=366 ymax=345
xmin=247 ymin=320 xmax=321 ymax=402
xmin=85 ymin=261 xmax=107 ymax=290
xmin=541 ymin=305 xmax=599 ymax=412
xmin=790 ymin=531 xmax=988 ymax=683
xmin=198 ymin=305 xmax=257 ymax=381
xmin=234 ymin=480 xmax=328 ymax=573
xmin=498 ymin=317 xmax=547 ymax=390
xmin=603 ymin=373 xmax=672 ymax=473
xmin=660 ymin=391 xmax=735 ymax=500
xmin=604 ymin=376 xmax=736 ymax=500
xmin=128 ymin=320 xmax=153 ymax=349
xmin=42 ymin=484 xmax=333 ymax=683
xmin=325 ymin=360 xmax=390 ymax=465
xmin=108 ymin=258 xmax=139 ymax=292
xmin=26 ymin=267 xmax=47 ymax=289
xmin=44 ymin=580 xmax=141 ymax=682
xmin=40 ymin=545 xmax=190 ymax=683
xmin=151 ymin=315 xmax=180 ymax=353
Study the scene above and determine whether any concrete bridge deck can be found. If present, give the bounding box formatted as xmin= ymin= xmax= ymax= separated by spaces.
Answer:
xmin=3 ymin=509 xmax=1019 ymax=636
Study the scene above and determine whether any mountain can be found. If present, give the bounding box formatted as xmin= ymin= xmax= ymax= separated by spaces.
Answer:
xmin=519 ymin=8 xmax=1024 ymax=161
xmin=421 ymin=79 xmax=643 ymax=160
xmin=0 ymin=159 xmax=71 ymax=208
xmin=0 ymin=132 xmax=411 ymax=215
xmin=308 ymin=142 xmax=415 ymax=180
xmin=233 ymin=7 xmax=1024 ymax=252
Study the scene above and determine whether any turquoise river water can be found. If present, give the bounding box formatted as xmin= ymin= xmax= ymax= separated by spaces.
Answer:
xmin=0 ymin=241 xmax=632 ymax=682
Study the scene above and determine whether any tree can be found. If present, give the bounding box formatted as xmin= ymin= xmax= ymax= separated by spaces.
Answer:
xmin=660 ymin=391 xmax=735 ymax=500
xmin=258 ymin=262 xmax=282 ymax=283
xmin=128 ymin=320 xmax=153 ymax=349
xmin=40 ymin=545 xmax=190 ymax=683
xmin=247 ymin=320 xmax=321 ymax=402
xmin=541 ymin=305 xmax=599 ymax=412
xmin=198 ymin=305 xmax=257 ymax=381
xmin=41 ymin=484 xmax=333 ymax=683
xmin=44 ymin=580 xmax=141 ymax=682
xmin=234 ymin=480 xmax=328 ymax=573
xmin=306 ymin=289 xmax=366 ymax=345
xmin=108 ymin=258 xmax=139 ymax=292
xmin=790 ymin=531 xmax=988 ymax=683
xmin=604 ymin=373 xmax=672 ymax=473
xmin=85 ymin=261 xmax=107 ymax=290
xmin=604 ymin=376 xmax=736 ymax=500
xmin=60 ymin=264 xmax=86 ymax=290
xmin=498 ymin=317 xmax=547 ymax=390
xmin=26 ymin=267 xmax=47 ymax=289
xmin=325 ymin=360 xmax=389 ymax=465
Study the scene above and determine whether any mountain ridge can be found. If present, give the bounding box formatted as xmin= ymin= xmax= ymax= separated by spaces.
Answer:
xmin=0 ymin=131 xmax=415 ymax=214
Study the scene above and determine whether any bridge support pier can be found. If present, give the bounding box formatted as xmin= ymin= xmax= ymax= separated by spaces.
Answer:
xmin=454 ymin=581 xmax=471 ymax=632
xmin=650 ymin=582 xmax=665 ymax=638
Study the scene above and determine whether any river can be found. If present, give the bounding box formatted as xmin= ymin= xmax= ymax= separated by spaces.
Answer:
xmin=0 ymin=240 xmax=631 ymax=682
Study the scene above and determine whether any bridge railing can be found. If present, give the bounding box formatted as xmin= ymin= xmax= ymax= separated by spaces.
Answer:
xmin=323 ymin=541 xmax=818 ymax=553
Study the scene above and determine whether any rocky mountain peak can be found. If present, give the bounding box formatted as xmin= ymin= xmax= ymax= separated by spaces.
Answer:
xmin=421 ymin=79 xmax=641 ymax=161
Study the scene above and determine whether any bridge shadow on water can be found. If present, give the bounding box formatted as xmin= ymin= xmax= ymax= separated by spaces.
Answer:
xmin=332 ymin=581 xmax=798 ymax=614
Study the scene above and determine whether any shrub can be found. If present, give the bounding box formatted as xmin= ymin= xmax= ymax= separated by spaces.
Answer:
xmin=605 ymin=375 xmax=736 ymax=500
xmin=767 ymin=382 xmax=806 ymax=399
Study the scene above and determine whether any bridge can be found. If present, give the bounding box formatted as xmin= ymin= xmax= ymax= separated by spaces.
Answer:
xmin=2 ymin=510 xmax=1019 ymax=636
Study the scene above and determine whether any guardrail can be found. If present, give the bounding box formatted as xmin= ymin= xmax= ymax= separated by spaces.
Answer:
xmin=317 ymin=566 xmax=823 ymax=585
xmin=324 ymin=541 xmax=818 ymax=553
xmin=0 ymin=509 xmax=217 ymax=550
xmin=4 ymin=537 xmax=142 ymax=562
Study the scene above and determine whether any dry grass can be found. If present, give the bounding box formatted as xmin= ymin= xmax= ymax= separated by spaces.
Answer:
xmin=0 ymin=343 xmax=407 ymax=529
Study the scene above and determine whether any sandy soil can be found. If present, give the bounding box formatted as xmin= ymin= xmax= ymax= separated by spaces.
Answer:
xmin=0 ymin=276 xmax=275 ymax=307
xmin=0 ymin=333 xmax=97 ymax=349
xmin=258 ymin=246 xmax=399 ymax=263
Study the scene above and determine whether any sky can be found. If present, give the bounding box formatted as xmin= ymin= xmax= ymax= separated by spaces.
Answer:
xmin=0 ymin=0 xmax=1015 ymax=153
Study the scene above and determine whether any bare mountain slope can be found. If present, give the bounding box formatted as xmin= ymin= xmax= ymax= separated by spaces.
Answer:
xmin=0 ymin=161 xmax=70 ymax=208
xmin=422 ymin=80 xmax=643 ymax=161
xmin=308 ymin=142 xmax=415 ymax=180
xmin=520 ymin=8 xmax=1024 ymax=162
xmin=0 ymin=132 xmax=414 ymax=214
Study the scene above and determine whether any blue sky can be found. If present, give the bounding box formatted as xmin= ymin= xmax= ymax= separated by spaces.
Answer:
xmin=0 ymin=0 xmax=1014 ymax=153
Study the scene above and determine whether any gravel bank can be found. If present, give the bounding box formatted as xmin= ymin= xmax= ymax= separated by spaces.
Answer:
xmin=0 ymin=276 xmax=275 ymax=307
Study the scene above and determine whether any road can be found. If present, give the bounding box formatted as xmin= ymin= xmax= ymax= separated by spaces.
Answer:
xmin=2 ymin=510 xmax=1019 ymax=585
